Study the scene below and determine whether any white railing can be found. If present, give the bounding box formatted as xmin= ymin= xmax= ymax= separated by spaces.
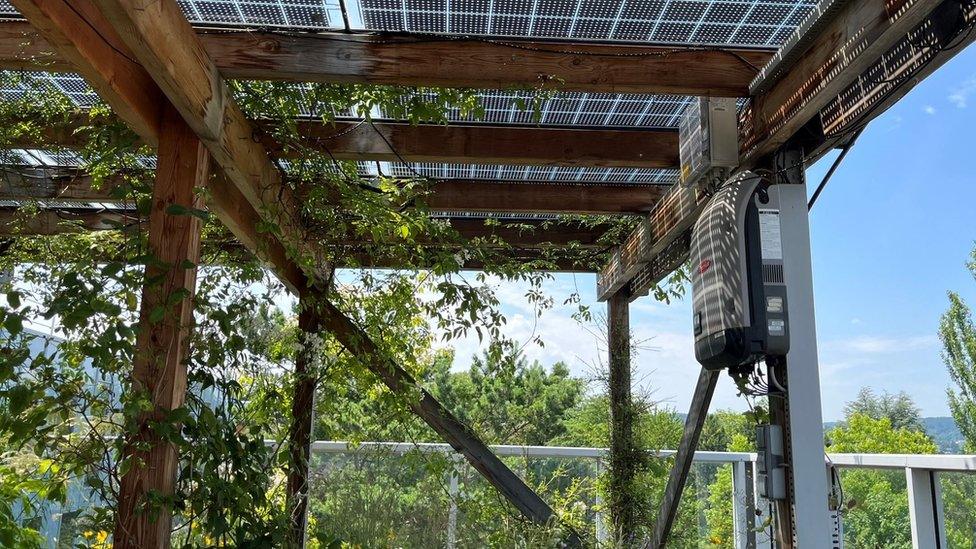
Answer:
xmin=309 ymin=441 xmax=976 ymax=549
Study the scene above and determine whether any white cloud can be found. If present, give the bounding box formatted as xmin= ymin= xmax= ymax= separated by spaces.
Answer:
xmin=923 ymin=105 xmax=936 ymax=115
xmin=831 ymin=334 xmax=938 ymax=354
xmin=949 ymin=76 xmax=976 ymax=108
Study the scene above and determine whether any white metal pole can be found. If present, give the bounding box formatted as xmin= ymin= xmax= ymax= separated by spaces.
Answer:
xmin=906 ymin=468 xmax=946 ymax=548
xmin=732 ymin=461 xmax=749 ymax=549
xmin=775 ymin=183 xmax=832 ymax=547
xmin=595 ymin=457 xmax=608 ymax=544
xmin=447 ymin=467 xmax=459 ymax=549
xmin=752 ymin=459 xmax=773 ymax=549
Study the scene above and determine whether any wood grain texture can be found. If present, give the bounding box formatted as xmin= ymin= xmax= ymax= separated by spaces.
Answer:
xmin=742 ymin=0 xmax=942 ymax=164
xmin=0 ymin=208 xmax=141 ymax=234
xmin=201 ymin=31 xmax=771 ymax=96
xmin=0 ymin=20 xmax=774 ymax=95
xmin=0 ymin=169 xmax=667 ymax=215
xmin=286 ymin=288 xmax=327 ymax=548
xmin=276 ymin=121 xmax=679 ymax=168
xmin=88 ymin=0 xmax=329 ymax=285
xmin=8 ymin=0 xmax=162 ymax=144
xmin=649 ymin=368 xmax=720 ymax=549
xmin=113 ymin=105 xmax=208 ymax=549
xmin=422 ymin=180 xmax=666 ymax=214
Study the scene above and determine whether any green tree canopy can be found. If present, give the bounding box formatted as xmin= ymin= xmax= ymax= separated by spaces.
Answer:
xmin=842 ymin=388 xmax=924 ymax=432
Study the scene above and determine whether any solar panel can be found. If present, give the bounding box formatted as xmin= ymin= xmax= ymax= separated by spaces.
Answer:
xmin=378 ymin=162 xmax=677 ymax=183
xmin=352 ymin=0 xmax=818 ymax=47
xmin=0 ymin=0 xmax=346 ymax=28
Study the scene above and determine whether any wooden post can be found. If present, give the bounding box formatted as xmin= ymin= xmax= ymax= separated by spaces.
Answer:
xmin=286 ymin=287 xmax=326 ymax=548
xmin=113 ymin=105 xmax=210 ymax=548
xmin=607 ymin=289 xmax=637 ymax=543
xmin=650 ymin=367 xmax=720 ymax=548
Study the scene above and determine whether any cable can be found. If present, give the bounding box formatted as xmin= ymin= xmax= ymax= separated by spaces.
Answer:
xmin=807 ymin=125 xmax=864 ymax=211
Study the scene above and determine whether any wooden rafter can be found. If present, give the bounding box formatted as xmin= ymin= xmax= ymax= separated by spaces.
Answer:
xmin=275 ymin=121 xmax=678 ymax=168
xmin=8 ymin=0 xmax=306 ymax=291
xmin=0 ymin=204 xmax=616 ymax=249
xmin=0 ymin=20 xmax=774 ymax=95
xmin=5 ymin=112 xmax=681 ymax=169
xmin=0 ymin=168 xmax=668 ymax=214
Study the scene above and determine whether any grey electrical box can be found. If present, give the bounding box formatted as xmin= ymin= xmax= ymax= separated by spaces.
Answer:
xmin=756 ymin=424 xmax=787 ymax=501
xmin=690 ymin=171 xmax=790 ymax=370
xmin=678 ymin=97 xmax=739 ymax=190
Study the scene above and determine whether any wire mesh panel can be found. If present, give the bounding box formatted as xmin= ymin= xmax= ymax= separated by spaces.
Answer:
xmin=352 ymin=0 xmax=818 ymax=47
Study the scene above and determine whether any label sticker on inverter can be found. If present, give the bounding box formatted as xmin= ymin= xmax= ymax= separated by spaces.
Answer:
xmin=759 ymin=209 xmax=782 ymax=260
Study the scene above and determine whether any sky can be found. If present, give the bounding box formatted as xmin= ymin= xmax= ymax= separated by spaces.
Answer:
xmin=441 ymin=45 xmax=976 ymax=422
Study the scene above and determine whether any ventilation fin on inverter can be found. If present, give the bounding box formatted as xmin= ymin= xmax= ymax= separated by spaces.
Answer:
xmin=763 ymin=264 xmax=785 ymax=285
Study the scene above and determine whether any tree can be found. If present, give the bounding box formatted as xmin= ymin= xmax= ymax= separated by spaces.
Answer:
xmin=826 ymin=412 xmax=937 ymax=549
xmin=940 ymin=246 xmax=976 ymax=453
xmin=938 ymin=245 xmax=976 ymax=548
xmin=842 ymin=388 xmax=924 ymax=432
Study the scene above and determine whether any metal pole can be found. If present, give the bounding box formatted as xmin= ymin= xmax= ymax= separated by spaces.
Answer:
xmin=906 ymin=468 xmax=946 ymax=548
xmin=447 ymin=466 xmax=459 ymax=549
xmin=595 ymin=457 xmax=608 ymax=544
xmin=732 ymin=461 xmax=752 ymax=549
xmin=771 ymin=172 xmax=832 ymax=547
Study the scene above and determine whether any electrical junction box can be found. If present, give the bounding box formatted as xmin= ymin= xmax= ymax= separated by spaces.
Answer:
xmin=756 ymin=424 xmax=787 ymax=501
xmin=690 ymin=171 xmax=790 ymax=370
xmin=678 ymin=97 xmax=739 ymax=190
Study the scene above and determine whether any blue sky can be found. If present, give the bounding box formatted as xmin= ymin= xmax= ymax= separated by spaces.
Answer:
xmin=446 ymin=45 xmax=976 ymax=422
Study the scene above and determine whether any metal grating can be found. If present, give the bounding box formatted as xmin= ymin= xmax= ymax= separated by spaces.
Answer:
xmin=0 ymin=0 xmax=345 ymax=28
xmin=0 ymin=0 xmax=817 ymax=45
xmin=353 ymin=0 xmax=819 ymax=47
xmin=377 ymin=162 xmax=678 ymax=183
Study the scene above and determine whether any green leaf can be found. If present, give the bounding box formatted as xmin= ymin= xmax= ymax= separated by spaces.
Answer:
xmin=6 ymin=291 xmax=20 ymax=309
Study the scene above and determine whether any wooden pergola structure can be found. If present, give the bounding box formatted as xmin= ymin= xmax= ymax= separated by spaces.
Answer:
xmin=1 ymin=0 xmax=974 ymax=545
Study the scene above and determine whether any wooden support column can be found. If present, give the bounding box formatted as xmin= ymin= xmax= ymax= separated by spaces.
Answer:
xmin=113 ymin=105 xmax=210 ymax=548
xmin=286 ymin=287 xmax=326 ymax=548
xmin=607 ymin=289 xmax=637 ymax=543
xmin=650 ymin=367 xmax=720 ymax=548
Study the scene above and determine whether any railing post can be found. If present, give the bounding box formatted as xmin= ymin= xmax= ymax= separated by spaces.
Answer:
xmin=595 ymin=457 xmax=607 ymax=544
xmin=906 ymin=467 xmax=946 ymax=549
xmin=447 ymin=463 xmax=459 ymax=549
xmin=752 ymin=459 xmax=773 ymax=549
xmin=732 ymin=460 xmax=756 ymax=549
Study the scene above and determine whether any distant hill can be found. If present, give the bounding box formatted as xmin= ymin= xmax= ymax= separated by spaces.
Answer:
xmin=922 ymin=417 xmax=965 ymax=454
xmin=824 ymin=416 xmax=964 ymax=454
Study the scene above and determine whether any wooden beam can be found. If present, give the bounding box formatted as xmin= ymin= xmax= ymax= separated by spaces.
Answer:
xmin=0 ymin=208 xmax=141 ymax=235
xmin=276 ymin=121 xmax=678 ymax=168
xmin=317 ymin=298 xmax=581 ymax=545
xmin=6 ymin=0 xmax=306 ymax=293
xmin=113 ymin=105 xmax=209 ymax=548
xmin=286 ymin=286 xmax=327 ymax=548
xmin=1 ymin=204 xmax=614 ymax=249
xmin=741 ymin=0 xmax=971 ymax=164
xmin=8 ymin=0 xmax=162 ymax=144
xmin=0 ymin=20 xmax=775 ymax=95
xmin=1 ymin=169 xmax=667 ymax=214
xmin=600 ymin=0 xmax=976 ymax=300
xmin=423 ymin=180 xmax=666 ymax=214
xmin=0 ymin=167 xmax=126 ymax=202
xmin=607 ymin=289 xmax=637 ymax=543
xmin=649 ymin=368 xmax=720 ymax=549
xmin=87 ymin=0 xmax=327 ymax=287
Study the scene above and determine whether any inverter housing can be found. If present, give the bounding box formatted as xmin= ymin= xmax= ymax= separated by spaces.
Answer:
xmin=690 ymin=172 xmax=790 ymax=370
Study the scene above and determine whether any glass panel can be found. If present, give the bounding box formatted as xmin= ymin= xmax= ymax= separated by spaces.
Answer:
xmin=939 ymin=471 xmax=976 ymax=548
xmin=837 ymin=468 xmax=913 ymax=549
